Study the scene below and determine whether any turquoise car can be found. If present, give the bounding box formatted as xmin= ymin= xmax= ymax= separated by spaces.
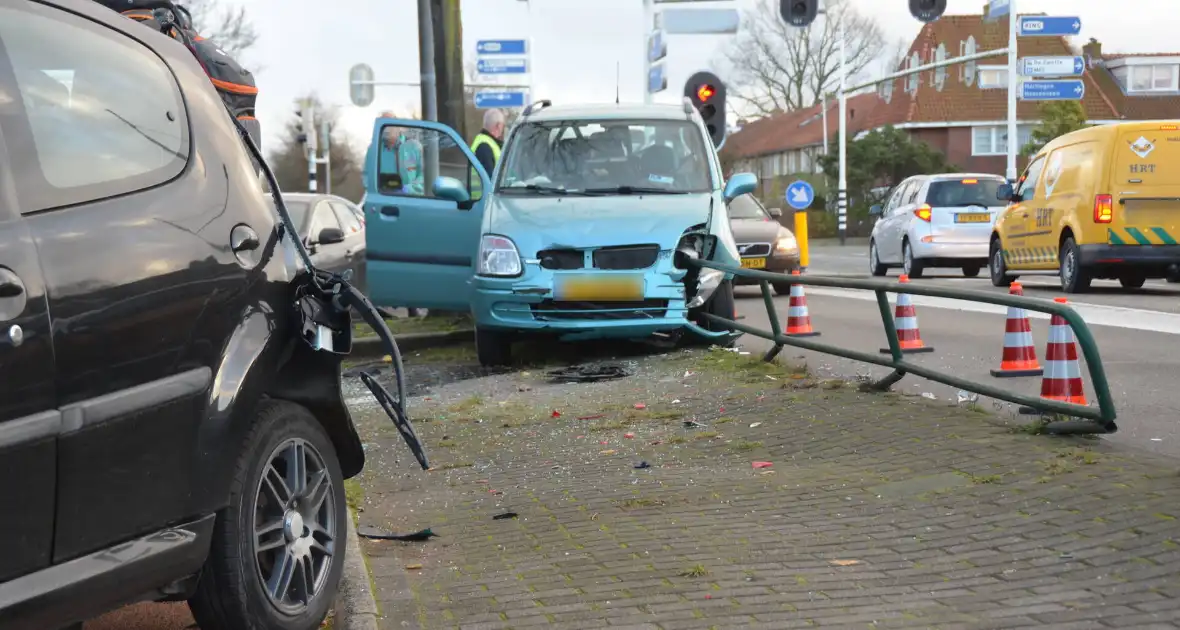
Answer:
xmin=362 ymin=101 xmax=760 ymax=366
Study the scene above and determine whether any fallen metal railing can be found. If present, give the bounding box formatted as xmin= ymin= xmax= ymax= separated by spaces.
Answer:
xmin=691 ymin=260 xmax=1117 ymax=436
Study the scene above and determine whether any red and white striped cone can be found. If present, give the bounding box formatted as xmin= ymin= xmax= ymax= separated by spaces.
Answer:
xmin=784 ymin=270 xmax=819 ymax=337
xmin=990 ymin=282 xmax=1043 ymax=377
xmin=1021 ymin=297 xmax=1087 ymax=412
xmin=880 ymin=274 xmax=933 ymax=354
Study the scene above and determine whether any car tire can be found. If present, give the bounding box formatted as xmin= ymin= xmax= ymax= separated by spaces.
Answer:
xmin=475 ymin=326 xmax=513 ymax=367
xmin=989 ymin=238 xmax=1017 ymax=287
xmin=868 ymin=240 xmax=888 ymax=277
xmin=1059 ymin=237 xmax=1092 ymax=294
xmin=1119 ymin=273 xmax=1147 ymax=289
xmin=902 ymin=240 xmax=924 ymax=279
xmin=772 ymin=281 xmax=793 ymax=296
xmin=962 ymin=265 xmax=982 ymax=278
xmin=188 ymin=400 xmax=346 ymax=630
xmin=1167 ymin=265 xmax=1180 ymax=283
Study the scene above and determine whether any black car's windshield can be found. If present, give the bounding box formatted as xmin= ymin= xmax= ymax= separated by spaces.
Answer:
xmin=926 ymin=178 xmax=1005 ymax=207
xmin=728 ymin=194 xmax=770 ymax=219
xmin=496 ymin=119 xmax=713 ymax=195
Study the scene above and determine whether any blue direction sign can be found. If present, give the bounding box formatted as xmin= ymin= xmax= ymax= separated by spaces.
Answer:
xmin=1019 ymin=79 xmax=1085 ymax=101
xmin=476 ymin=39 xmax=527 ymax=55
xmin=985 ymin=0 xmax=1010 ymax=21
xmin=474 ymin=91 xmax=527 ymax=109
xmin=1017 ymin=16 xmax=1082 ymax=37
xmin=648 ymin=30 xmax=666 ymax=63
xmin=1020 ymin=56 xmax=1084 ymax=78
xmin=477 ymin=58 xmax=528 ymax=74
xmin=648 ymin=62 xmax=667 ymax=94
xmin=785 ymin=180 xmax=815 ymax=211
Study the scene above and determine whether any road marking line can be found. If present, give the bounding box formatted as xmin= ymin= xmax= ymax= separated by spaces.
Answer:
xmin=803 ymin=286 xmax=1180 ymax=335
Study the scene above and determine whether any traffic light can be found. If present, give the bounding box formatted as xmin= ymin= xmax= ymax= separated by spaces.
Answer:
xmin=909 ymin=0 xmax=946 ymax=22
xmin=684 ymin=71 xmax=726 ymax=147
xmin=779 ymin=0 xmax=818 ymax=28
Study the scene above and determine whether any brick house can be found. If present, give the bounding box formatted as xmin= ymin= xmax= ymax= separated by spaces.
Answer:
xmin=722 ymin=8 xmax=1180 ymax=184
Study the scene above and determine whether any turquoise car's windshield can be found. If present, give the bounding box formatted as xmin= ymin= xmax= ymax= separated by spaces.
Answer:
xmin=496 ymin=119 xmax=713 ymax=195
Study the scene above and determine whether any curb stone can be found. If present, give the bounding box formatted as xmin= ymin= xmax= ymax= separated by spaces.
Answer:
xmin=350 ymin=329 xmax=475 ymax=359
xmin=333 ymin=512 xmax=379 ymax=630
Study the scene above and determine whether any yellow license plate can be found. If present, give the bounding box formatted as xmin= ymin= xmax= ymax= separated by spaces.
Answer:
xmin=740 ymin=257 xmax=767 ymax=269
xmin=955 ymin=212 xmax=990 ymax=223
xmin=554 ymin=274 xmax=644 ymax=301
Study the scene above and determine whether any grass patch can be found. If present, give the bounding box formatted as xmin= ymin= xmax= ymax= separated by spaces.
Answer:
xmin=448 ymin=395 xmax=484 ymax=413
xmin=732 ymin=440 xmax=763 ymax=452
xmin=344 ymin=477 xmax=365 ymax=511
xmin=353 ymin=313 xmax=473 ymax=338
xmin=968 ymin=473 xmax=1002 ymax=485
xmin=679 ymin=564 xmax=710 ymax=578
xmin=616 ymin=497 xmax=666 ymax=510
xmin=692 ymin=431 xmax=720 ymax=441
xmin=668 ymin=436 xmax=687 ymax=444
xmin=402 ymin=343 xmax=477 ymax=365
xmin=685 ymin=348 xmax=809 ymax=383
xmin=437 ymin=440 xmax=456 ymax=448
xmin=433 ymin=461 xmax=474 ymax=470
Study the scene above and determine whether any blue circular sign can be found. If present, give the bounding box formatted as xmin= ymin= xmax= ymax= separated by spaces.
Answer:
xmin=785 ymin=180 xmax=814 ymax=210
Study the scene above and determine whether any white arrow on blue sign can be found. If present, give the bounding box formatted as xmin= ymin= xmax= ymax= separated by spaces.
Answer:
xmin=474 ymin=91 xmax=527 ymax=109
xmin=1017 ymin=16 xmax=1082 ymax=37
xmin=1020 ymin=56 xmax=1085 ymax=78
xmin=1019 ymin=79 xmax=1085 ymax=101
xmin=477 ymin=58 xmax=528 ymax=74
xmin=476 ymin=40 xmax=527 ymax=55
xmin=785 ymin=180 xmax=814 ymax=211
xmin=648 ymin=62 xmax=667 ymax=94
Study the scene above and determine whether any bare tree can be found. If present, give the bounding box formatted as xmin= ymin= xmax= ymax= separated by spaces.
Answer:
xmin=183 ymin=0 xmax=258 ymax=59
xmin=720 ymin=0 xmax=884 ymax=117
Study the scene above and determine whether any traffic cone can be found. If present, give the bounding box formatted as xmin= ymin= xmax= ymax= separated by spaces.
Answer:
xmin=990 ymin=282 xmax=1043 ymax=377
xmin=784 ymin=270 xmax=819 ymax=337
xmin=880 ymin=274 xmax=933 ymax=353
xmin=1030 ymin=297 xmax=1087 ymax=406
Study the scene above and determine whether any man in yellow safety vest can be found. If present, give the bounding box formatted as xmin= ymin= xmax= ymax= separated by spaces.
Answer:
xmin=469 ymin=108 xmax=504 ymax=199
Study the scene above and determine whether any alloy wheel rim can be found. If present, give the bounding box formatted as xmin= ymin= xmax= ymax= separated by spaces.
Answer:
xmin=903 ymin=245 xmax=912 ymax=274
xmin=253 ymin=438 xmax=337 ymax=614
xmin=992 ymin=249 xmax=1003 ymax=280
xmin=1063 ymin=250 xmax=1075 ymax=284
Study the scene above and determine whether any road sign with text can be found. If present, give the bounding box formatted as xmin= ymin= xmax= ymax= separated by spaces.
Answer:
xmin=1019 ymin=79 xmax=1085 ymax=101
xmin=1020 ymin=56 xmax=1085 ymax=78
xmin=476 ymin=40 xmax=527 ymax=55
xmin=474 ymin=91 xmax=527 ymax=109
xmin=477 ymin=58 xmax=528 ymax=74
xmin=1017 ymin=16 xmax=1082 ymax=37
xmin=648 ymin=62 xmax=667 ymax=93
xmin=648 ymin=29 xmax=667 ymax=64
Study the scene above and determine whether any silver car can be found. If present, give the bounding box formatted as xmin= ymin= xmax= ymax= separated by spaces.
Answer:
xmin=867 ymin=173 xmax=1008 ymax=278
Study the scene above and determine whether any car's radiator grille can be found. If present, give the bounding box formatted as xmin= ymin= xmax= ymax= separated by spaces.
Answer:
xmin=737 ymin=243 xmax=771 ymax=257
xmin=593 ymin=245 xmax=660 ymax=270
xmin=531 ymin=299 xmax=669 ymax=320
xmin=538 ymin=249 xmax=584 ymax=270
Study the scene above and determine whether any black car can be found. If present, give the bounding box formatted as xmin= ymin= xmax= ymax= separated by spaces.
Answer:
xmin=273 ymin=192 xmax=368 ymax=296
xmin=727 ymin=193 xmax=801 ymax=295
xmin=0 ymin=1 xmax=368 ymax=628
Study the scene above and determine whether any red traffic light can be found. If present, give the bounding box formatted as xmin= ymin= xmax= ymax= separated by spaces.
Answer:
xmin=696 ymin=84 xmax=716 ymax=102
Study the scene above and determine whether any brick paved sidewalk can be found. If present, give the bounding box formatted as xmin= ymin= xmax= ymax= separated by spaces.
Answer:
xmin=348 ymin=347 xmax=1180 ymax=630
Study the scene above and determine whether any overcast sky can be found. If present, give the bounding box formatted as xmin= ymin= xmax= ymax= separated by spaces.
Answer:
xmin=230 ymin=0 xmax=1178 ymax=152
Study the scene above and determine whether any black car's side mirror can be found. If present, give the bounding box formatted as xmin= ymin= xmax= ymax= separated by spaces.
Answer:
xmin=317 ymin=227 xmax=345 ymax=245
xmin=768 ymin=207 xmax=783 ymax=218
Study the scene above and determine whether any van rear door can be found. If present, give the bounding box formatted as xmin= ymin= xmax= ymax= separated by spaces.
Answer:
xmin=1109 ymin=126 xmax=1180 ymax=246
xmin=923 ymin=177 xmax=1007 ymax=243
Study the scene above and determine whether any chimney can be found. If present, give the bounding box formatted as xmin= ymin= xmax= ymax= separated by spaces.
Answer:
xmin=1082 ymin=38 xmax=1102 ymax=62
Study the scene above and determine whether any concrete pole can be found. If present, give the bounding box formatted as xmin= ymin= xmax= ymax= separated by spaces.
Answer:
xmin=643 ymin=0 xmax=653 ymax=104
xmin=418 ymin=0 xmax=439 ymax=188
xmin=322 ymin=119 xmax=332 ymax=195
xmin=1005 ymin=0 xmax=1018 ymax=182
xmin=837 ymin=18 xmax=847 ymax=246
xmin=304 ymin=102 xmax=317 ymax=192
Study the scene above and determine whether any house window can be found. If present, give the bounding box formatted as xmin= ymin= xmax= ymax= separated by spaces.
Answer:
xmin=972 ymin=125 xmax=1034 ymax=156
xmin=978 ymin=65 xmax=1008 ymax=89
xmin=1129 ymin=64 xmax=1179 ymax=92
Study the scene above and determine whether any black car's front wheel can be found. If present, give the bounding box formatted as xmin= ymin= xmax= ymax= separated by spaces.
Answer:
xmin=189 ymin=400 xmax=346 ymax=630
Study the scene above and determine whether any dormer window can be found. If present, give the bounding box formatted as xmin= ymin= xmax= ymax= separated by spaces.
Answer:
xmin=1110 ymin=59 xmax=1180 ymax=94
xmin=978 ymin=65 xmax=1008 ymax=89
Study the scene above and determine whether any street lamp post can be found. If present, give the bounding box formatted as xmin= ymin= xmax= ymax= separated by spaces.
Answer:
xmin=837 ymin=17 xmax=847 ymax=246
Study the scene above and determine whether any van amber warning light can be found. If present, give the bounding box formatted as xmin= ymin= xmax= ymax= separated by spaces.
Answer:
xmin=1161 ymin=124 xmax=1178 ymax=130
xmin=961 ymin=179 xmax=978 ymax=184
xmin=696 ymin=84 xmax=716 ymax=102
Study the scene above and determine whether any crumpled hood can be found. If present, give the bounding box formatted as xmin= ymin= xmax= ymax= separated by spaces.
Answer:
xmin=487 ymin=193 xmax=713 ymax=253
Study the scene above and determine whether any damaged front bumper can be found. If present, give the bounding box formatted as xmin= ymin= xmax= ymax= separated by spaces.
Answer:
xmin=470 ymin=251 xmax=732 ymax=342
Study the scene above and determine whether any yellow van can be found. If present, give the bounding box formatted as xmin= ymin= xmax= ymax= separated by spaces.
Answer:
xmin=989 ymin=120 xmax=1180 ymax=293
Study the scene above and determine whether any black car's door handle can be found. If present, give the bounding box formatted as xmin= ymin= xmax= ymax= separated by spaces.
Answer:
xmin=380 ymin=206 xmax=399 ymax=217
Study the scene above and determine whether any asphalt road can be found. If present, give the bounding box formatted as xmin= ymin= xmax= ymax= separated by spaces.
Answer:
xmin=732 ymin=240 xmax=1180 ymax=458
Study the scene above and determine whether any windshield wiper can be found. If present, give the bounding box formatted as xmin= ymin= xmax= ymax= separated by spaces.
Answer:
xmin=499 ymin=184 xmax=575 ymax=195
xmin=583 ymin=186 xmax=687 ymax=195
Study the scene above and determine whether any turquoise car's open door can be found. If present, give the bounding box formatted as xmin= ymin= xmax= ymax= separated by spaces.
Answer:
xmin=362 ymin=118 xmax=492 ymax=310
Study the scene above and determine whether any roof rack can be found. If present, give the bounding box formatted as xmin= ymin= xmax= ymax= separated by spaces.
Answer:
xmin=522 ymin=99 xmax=552 ymax=118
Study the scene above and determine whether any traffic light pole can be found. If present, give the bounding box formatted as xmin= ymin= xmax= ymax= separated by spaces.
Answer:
xmin=836 ymin=18 xmax=846 ymax=246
